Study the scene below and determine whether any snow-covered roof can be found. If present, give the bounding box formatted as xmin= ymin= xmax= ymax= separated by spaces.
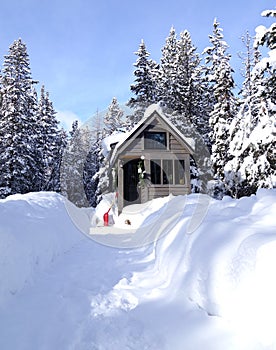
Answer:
xmin=110 ymin=104 xmax=195 ymax=164
xmin=101 ymin=131 xmax=127 ymax=158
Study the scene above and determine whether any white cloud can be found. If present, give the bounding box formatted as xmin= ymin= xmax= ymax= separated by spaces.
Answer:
xmin=56 ymin=110 xmax=82 ymax=130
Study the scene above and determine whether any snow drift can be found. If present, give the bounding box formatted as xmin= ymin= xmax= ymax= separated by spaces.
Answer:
xmin=0 ymin=189 xmax=276 ymax=349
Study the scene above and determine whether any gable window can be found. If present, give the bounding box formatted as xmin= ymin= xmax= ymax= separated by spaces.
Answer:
xmin=144 ymin=132 xmax=167 ymax=149
xmin=150 ymin=159 xmax=185 ymax=185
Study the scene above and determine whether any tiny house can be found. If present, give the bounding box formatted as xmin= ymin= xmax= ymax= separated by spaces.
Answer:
xmin=110 ymin=105 xmax=195 ymax=213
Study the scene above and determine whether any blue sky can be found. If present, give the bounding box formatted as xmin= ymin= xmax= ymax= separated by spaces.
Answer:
xmin=0 ymin=0 xmax=274 ymax=128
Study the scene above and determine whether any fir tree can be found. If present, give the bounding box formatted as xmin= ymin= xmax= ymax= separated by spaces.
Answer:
xmin=36 ymin=85 xmax=63 ymax=191
xmin=203 ymin=19 xmax=238 ymax=197
xmin=225 ymin=10 xmax=276 ymax=196
xmin=0 ymin=39 xmax=40 ymax=198
xmin=159 ymin=26 xmax=179 ymax=111
xmin=83 ymin=111 xmax=103 ymax=207
xmin=224 ymin=33 xmax=261 ymax=197
xmin=238 ymin=31 xmax=261 ymax=100
xmin=254 ymin=9 xmax=276 ymax=104
xmin=61 ymin=121 xmax=92 ymax=207
xmin=128 ymin=40 xmax=159 ymax=125
xmin=172 ymin=29 xmax=212 ymax=148
xmin=245 ymin=9 xmax=276 ymax=190
xmin=103 ymin=97 xmax=124 ymax=136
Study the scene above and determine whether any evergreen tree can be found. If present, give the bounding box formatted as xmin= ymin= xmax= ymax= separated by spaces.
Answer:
xmin=36 ymin=85 xmax=63 ymax=191
xmin=244 ymin=9 xmax=276 ymax=190
xmin=224 ymin=32 xmax=262 ymax=197
xmin=171 ymin=29 xmax=212 ymax=148
xmin=83 ymin=111 xmax=103 ymax=207
xmin=103 ymin=97 xmax=124 ymax=136
xmin=254 ymin=9 xmax=276 ymax=104
xmin=225 ymin=10 xmax=276 ymax=196
xmin=0 ymin=39 xmax=40 ymax=198
xmin=203 ymin=19 xmax=238 ymax=197
xmin=238 ymin=31 xmax=261 ymax=100
xmin=50 ymin=128 xmax=68 ymax=192
xmin=61 ymin=121 xmax=92 ymax=207
xmin=128 ymin=40 xmax=159 ymax=125
xmin=159 ymin=26 xmax=179 ymax=111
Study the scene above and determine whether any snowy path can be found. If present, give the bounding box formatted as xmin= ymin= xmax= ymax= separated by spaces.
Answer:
xmin=0 ymin=234 xmax=235 ymax=350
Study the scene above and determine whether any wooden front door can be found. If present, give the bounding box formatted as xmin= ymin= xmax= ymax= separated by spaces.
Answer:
xmin=123 ymin=159 xmax=140 ymax=205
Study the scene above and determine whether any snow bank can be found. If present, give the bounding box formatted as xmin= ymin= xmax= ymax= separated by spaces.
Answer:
xmin=1 ymin=189 xmax=276 ymax=349
xmin=0 ymin=192 xmax=84 ymax=308
xmin=91 ymin=189 xmax=276 ymax=348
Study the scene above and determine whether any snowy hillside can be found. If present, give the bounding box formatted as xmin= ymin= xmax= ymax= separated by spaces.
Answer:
xmin=0 ymin=190 xmax=276 ymax=349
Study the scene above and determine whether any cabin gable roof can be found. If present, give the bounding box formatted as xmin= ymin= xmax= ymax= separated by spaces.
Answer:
xmin=111 ymin=104 xmax=195 ymax=163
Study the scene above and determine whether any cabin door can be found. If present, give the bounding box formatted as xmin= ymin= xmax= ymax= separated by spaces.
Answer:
xmin=123 ymin=159 xmax=140 ymax=205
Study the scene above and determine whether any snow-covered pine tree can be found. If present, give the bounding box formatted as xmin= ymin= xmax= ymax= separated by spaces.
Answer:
xmin=0 ymin=39 xmax=40 ymax=198
xmin=241 ymin=9 xmax=276 ymax=191
xmin=238 ymin=31 xmax=261 ymax=100
xmin=162 ymin=30 xmax=211 ymax=193
xmin=103 ymin=97 xmax=124 ymax=136
xmin=61 ymin=120 xmax=92 ymax=207
xmin=83 ymin=111 xmax=103 ymax=207
xmin=128 ymin=40 xmax=159 ymax=126
xmin=95 ymin=99 xmax=125 ymax=200
xmin=171 ymin=29 xmax=211 ymax=146
xmin=225 ymin=10 xmax=275 ymax=197
xmin=173 ymin=30 xmax=200 ymax=115
xmin=159 ymin=26 xmax=179 ymax=111
xmin=224 ymin=33 xmax=262 ymax=197
xmin=203 ymin=19 xmax=238 ymax=198
xmin=255 ymin=9 xmax=276 ymax=104
xmin=36 ymin=85 xmax=64 ymax=191
xmin=50 ymin=128 xmax=68 ymax=192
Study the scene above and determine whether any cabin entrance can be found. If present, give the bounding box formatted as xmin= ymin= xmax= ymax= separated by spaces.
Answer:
xmin=123 ymin=158 xmax=140 ymax=205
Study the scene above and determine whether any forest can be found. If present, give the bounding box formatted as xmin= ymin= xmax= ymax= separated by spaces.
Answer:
xmin=0 ymin=10 xmax=275 ymax=206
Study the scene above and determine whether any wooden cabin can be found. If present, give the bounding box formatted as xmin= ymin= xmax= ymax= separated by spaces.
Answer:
xmin=110 ymin=105 xmax=195 ymax=213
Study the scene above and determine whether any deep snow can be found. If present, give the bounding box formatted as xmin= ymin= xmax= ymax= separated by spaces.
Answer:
xmin=0 ymin=189 xmax=276 ymax=349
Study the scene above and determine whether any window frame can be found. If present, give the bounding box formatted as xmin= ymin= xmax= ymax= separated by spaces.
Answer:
xmin=150 ymin=158 xmax=186 ymax=185
xmin=144 ymin=131 xmax=168 ymax=150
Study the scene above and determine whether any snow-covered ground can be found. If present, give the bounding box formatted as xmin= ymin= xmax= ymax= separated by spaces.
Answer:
xmin=0 ymin=189 xmax=276 ymax=349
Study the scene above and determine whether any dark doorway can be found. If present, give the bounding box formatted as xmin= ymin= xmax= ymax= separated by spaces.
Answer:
xmin=123 ymin=158 xmax=140 ymax=205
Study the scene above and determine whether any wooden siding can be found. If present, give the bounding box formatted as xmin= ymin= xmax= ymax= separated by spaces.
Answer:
xmin=124 ymin=133 xmax=143 ymax=153
xmin=144 ymin=119 xmax=164 ymax=131
xmin=169 ymin=134 xmax=189 ymax=153
xmin=121 ymin=127 xmax=190 ymax=155
xmin=148 ymin=185 xmax=190 ymax=201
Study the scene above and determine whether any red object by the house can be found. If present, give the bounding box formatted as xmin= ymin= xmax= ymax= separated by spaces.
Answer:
xmin=103 ymin=208 xmax=111 ymax=226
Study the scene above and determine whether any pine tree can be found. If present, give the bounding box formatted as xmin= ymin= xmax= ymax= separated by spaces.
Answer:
xmin=203 ymin=19 xmax=238 ymax=197
xmin=50 ymin=128 xmax=68 ymax=192
xmin=224 ymin=32 xmax=262 ymax=197
xmin=159 ymin=26 xmax=179 ymax=111
xmin=83 ymin=111 xmax=103 ymax=207
xmin=171 ymin=30 xmax=212 ymax=147
xmin=244 ymin=9 xmax=276 ymax=190
xmin=0 ymin=39 xmax=40 ymax=198
xmin=254 ymin=9 xmax=276 ymax=105
xmin=238 ymin=31 xmax=262 ymax=100
xmin=103 ymin=97 xmax=124 ymax=136
xmin=225 ymin=10 xmax=276 ymax=197
xmin=36 ymin=85 xmax=66 ymax=191
xmin=128 ymin=40 xmax=159 ymax=125
xmin=60 ymin=121 xmax=92 ymax=207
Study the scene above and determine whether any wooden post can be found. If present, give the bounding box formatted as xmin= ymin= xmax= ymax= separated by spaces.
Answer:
xmin=117 ymin=159 xmax=124 ymax=214
xmin=185 ymin=154 xmax=191 ymax=194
